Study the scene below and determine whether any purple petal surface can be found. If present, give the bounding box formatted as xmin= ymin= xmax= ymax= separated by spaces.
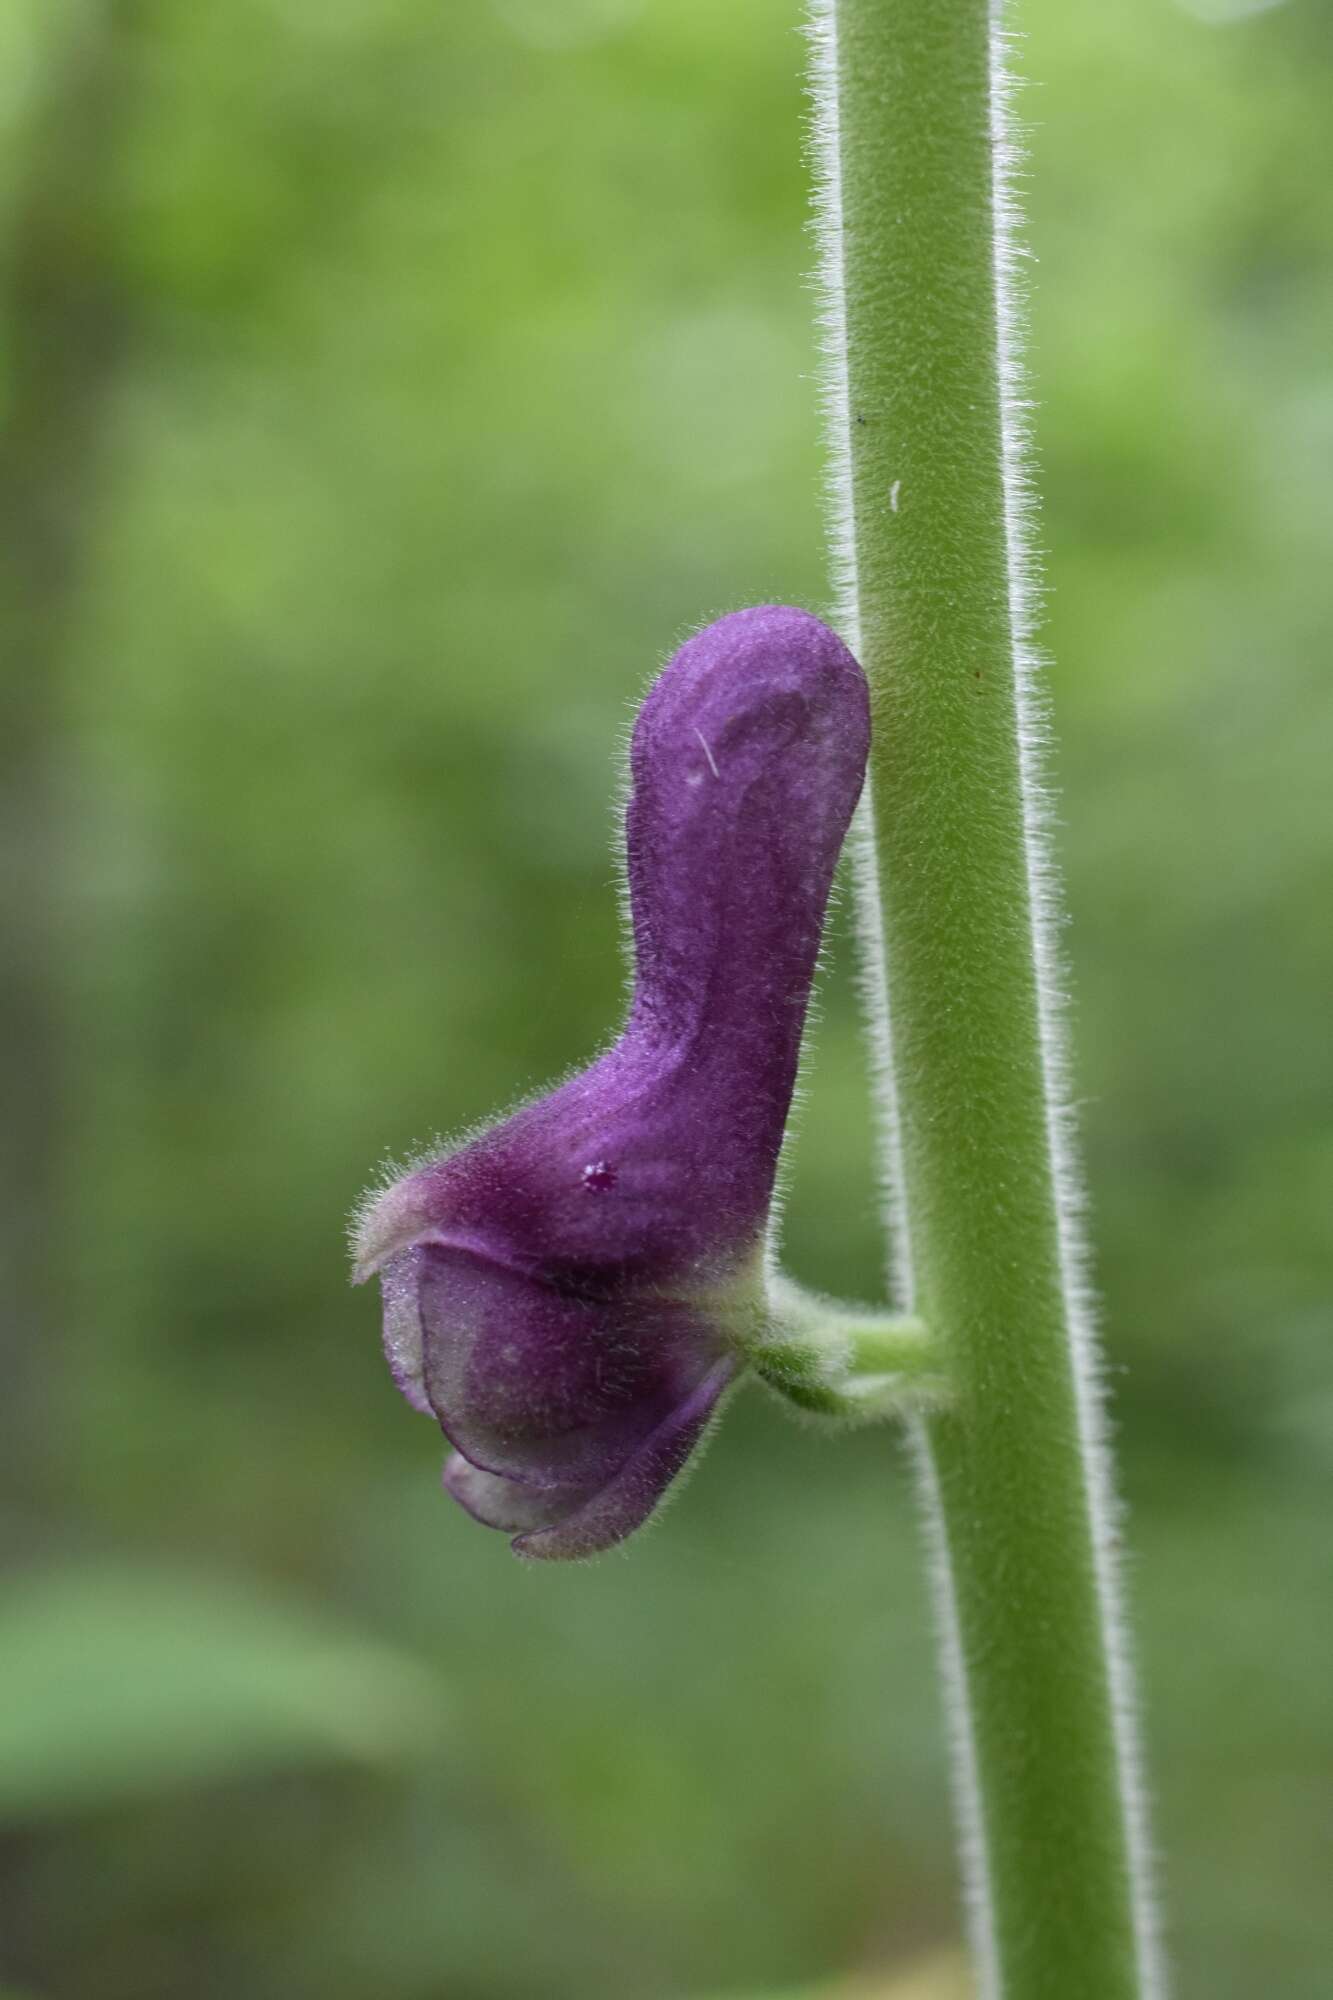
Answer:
xmin=356 ymin=607 xmax=869 ymax=1557
xmin=512 ymin=1358 xmax=737 ymax=1561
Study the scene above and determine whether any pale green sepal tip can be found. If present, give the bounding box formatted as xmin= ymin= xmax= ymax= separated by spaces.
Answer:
xmin=746 ymin=1275 xmax=947 ymax=1424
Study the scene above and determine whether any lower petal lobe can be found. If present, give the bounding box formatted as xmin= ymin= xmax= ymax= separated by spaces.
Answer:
xmin=512 ymin=1357 xmax=737 ymax=1561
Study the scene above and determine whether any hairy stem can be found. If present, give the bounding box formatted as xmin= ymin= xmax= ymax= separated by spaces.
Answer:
xmin=807 ymin=3 xmax=1162 ymax=1995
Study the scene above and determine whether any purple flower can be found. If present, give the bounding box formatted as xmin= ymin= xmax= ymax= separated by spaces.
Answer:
xmin=354 ymin=606 xmax=869 ymax=1559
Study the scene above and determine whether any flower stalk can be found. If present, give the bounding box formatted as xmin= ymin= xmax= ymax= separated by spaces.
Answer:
xmin=754 ymin=1281 xmax=946 ymax=1419
xmin=808 ymin=3 xmax=1163 ymax=1996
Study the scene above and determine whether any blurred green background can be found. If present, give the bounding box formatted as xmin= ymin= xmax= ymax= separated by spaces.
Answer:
xmin=1 ymin=0 xmax=1329 ymax=1995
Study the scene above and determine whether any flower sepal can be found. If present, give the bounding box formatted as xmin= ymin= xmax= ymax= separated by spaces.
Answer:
xmin=749 ymin=1274 xmax=946 ymax=1423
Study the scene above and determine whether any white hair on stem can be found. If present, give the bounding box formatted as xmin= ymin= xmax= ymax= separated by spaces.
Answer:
xmin=805 ymin=2 xmax=993 ymax=1972
xmin=804 ymin=1 xmax=1166 ymax=1993
xmin=990 ymin=13 xmax=1167 ymax=1994
xmin=802 ymin=0 xmax=915 ymax=1316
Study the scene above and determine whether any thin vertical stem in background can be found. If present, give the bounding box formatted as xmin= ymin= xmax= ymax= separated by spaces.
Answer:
xmin=807 ymin=4 xmax=1163 ymax=1996
xmin=0 ymin=2 xmax=138 ymax=1469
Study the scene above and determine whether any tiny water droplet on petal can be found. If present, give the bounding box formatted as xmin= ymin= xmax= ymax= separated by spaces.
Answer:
xmin=582 ymin=1160 xmax=617 ymax=1193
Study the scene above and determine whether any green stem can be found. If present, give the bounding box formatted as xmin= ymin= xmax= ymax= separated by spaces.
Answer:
xmin=807 ymin=4 xmax=1162 ymax=1996
xmin=754 ymin=1279 xmax=948 ymax=1418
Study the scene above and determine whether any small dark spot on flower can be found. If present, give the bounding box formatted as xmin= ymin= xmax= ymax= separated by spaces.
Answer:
xmin=582 ymin=1160 xmax=616 ymax=1193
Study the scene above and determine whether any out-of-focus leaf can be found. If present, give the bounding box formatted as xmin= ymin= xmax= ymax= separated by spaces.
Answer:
xmin=0 ymin=1562 xmax=446 ymax=1820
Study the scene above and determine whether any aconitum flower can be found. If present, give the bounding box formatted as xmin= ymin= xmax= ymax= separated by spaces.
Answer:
xmin=354 ymin=606 xmax=869 ymax=1558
